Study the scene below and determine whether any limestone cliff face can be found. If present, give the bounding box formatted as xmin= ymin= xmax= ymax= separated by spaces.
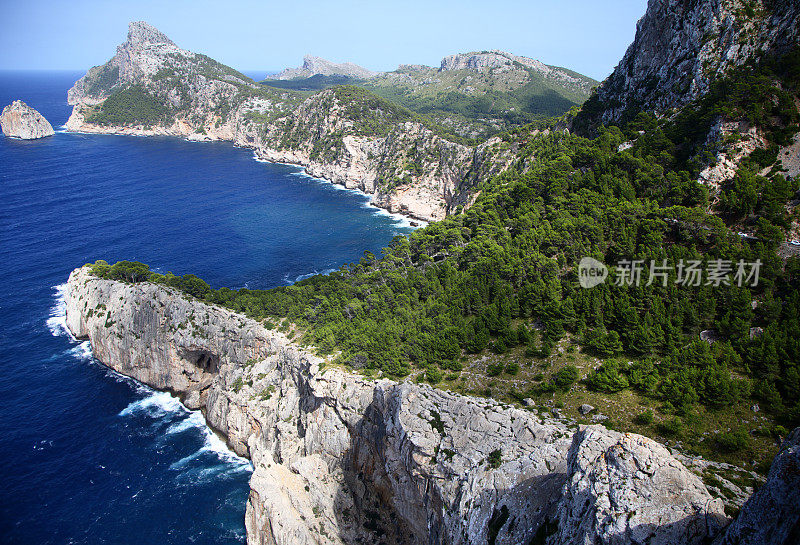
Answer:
xmin=549 ymin=426 xmax=727 ymax=545
xmin=0 ymin=100 xmax=55 ymax=139
xmin=65 ymin=22 xmax=511 ymax=222
xmin=592 ymin=0 xmax=800 ymax=123
xmin=65 ymin=266 xmax=739 ymax=545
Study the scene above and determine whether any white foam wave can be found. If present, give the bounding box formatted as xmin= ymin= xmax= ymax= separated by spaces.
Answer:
xmin=119 ymin=390 xmax=183 ymax=417
xmin=46 ymin=283 xmax=75 ymax=339
xmin=67 ymin=341 xmax=93 ymax=362
xmin=284 ymin=267 xmax=337 ymax=285
xmin=362 ymin=201 xmax=423 ymax=229
xmin=120 ymin=389 xmax=251 ymax=473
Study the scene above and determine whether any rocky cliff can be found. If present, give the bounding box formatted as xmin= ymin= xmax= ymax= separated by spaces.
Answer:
xmin=274 ymin=55 xmax=379 ymax=80
xmin=588 ymin=0 xmax=800 ymax=123
xmin=65 ymin=22 xmax=517 ymax=222
xmin=0 ymin=100 xmax=55 ymax=139
xmin=713 ymin=427 xmax=800 ymax=545
xmin=64 ymin=265 xmax=759 ymax=545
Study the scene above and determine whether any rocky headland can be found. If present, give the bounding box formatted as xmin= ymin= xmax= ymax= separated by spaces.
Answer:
xmin=63 ymin=265 xmax=799 ymax=545
xmin=274 ymin=55 xmax=379 ymax=81
xmin=0 ymin=100 xmax=55 ymax=140
xmin=63 ymin=22 xmax=519 ymax=222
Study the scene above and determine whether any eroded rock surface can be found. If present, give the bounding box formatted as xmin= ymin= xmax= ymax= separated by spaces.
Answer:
xmin=548 ymin=426 xmax=728 ymax=545
xmin=591 ymin=0 xmax=800 ymax=123
xmin=65 ymin=266 xmax=745 ymax=545
xmin=713 ymin=427 xmax=800 ymax=545
xmin=0 ymin=100 xmax=54 ymax=139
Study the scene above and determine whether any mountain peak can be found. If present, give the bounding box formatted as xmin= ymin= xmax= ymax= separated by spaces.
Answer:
xmin=126 ymin=21 xmax=174 ymax=48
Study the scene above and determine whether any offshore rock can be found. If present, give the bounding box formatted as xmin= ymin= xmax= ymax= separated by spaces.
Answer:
xmin=0 ymin=100 xmax=54 ymax=139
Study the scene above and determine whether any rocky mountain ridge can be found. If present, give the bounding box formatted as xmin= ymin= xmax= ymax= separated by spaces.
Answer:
xmin=0 ymin=100 xmax=55 ymax=139
xmin=438 ymin=50 xmax=595 ymax=95
xmin=588 ymin=0 xmax=800 ymax=123
xmin=64 ymin=266 xmax=800 ymax=545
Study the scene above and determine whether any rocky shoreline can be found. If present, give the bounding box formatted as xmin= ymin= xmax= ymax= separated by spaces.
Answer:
xmin=63 ymin=265 xmax=800 ymax=545
xmin=64 ymin=110 xmax=440 ymax=224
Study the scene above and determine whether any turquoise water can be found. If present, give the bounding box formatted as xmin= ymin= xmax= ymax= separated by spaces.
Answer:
xmin=0 ymin=71 xmax=413 ymax=543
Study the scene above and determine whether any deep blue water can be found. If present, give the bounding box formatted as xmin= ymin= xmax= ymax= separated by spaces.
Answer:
xmin=0 ymin=71 xmax=413 ymax=544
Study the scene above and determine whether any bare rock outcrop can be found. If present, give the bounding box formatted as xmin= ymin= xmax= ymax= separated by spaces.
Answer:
xmin=274 ymin=55 xmax=379 ymax=80
xmin=548 ymin=425 xmax=728 ymax=545
xmin=439 ymin=50 xmax=595 ymax=95
xmin=590 ymin=0 xmax=800 ymax=123
xmin=0 ymin=100 xmax=54 ymax=139
xmin=713 ymin=427 xmax=800 ymax=545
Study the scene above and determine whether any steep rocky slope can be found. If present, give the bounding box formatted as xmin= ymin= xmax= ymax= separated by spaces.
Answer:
xmin=587 ymin=0 xmax=800 ymax=123
xmin=0 ymin=100 xmax=54 ymax=139
xmin=65 ymin=22 xmax=519 ymax=222
xmin=574 ymin=0 xmax=800 ymax=242
xmin=64 ymin=266 xmax=743 ymax=545
xmin=713 ymin=427 xmax=800 ymax=545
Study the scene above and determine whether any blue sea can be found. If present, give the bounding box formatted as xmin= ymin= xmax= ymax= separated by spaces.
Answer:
xmin=0 ymin=71 xmax=414 ymax=544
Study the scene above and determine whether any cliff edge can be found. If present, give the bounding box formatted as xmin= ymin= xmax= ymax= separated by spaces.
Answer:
xmin=64 ymin=266 xmax=743 ymax=545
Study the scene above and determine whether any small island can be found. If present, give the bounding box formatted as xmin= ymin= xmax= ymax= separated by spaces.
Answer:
xmin=0 ymin=100 xmax=55 ymax=140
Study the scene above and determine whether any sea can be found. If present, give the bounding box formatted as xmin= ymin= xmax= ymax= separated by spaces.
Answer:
xmin=0 ymin=70 xmax=415 ymax=544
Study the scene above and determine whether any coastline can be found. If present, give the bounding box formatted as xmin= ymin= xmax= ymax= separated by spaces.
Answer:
xmin=62 ymin=266 xmax=753 ymax=545
xmin=63 ymin=113 xmax=437 ymax=226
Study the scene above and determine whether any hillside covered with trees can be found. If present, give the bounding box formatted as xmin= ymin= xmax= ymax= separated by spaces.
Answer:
xmin=88 ymin=45 xmax=800 ymax=470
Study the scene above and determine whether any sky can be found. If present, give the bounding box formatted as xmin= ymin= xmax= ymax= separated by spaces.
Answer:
xmin=0 ymin=0 xmax=647 ymax=81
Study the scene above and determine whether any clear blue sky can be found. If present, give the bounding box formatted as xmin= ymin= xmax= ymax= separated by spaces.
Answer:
xmin=0 ymin=0 xmax=647 ymax=81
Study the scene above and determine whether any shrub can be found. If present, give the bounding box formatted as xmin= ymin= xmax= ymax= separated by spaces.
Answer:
xmin=716 ymin=429 xmax=750 ymax=452
xmin=588 ymin=360 xmax=630 ymax=393
xmin=657 ymin=417 xmax=684 ymax=437
xmin=488 ymin=449 xmax=502 ymax=469
xmin=554 ymin=365 xmax=579 ymax=391
xmin=634 ymin=409 xmax=654 ymax=425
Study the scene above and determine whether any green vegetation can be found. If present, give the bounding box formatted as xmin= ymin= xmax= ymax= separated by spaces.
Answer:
xmin=361 ymin=62 xmax=595 ymax=138
xmin=86 ymin=85 xmax=174 ymax=127
xmin=261 ymin=74 xmax=362 ymax=91
xmin=259 ymin=60 xmax=595 ymax=141
xmin=83 ymin=64 xmax=120 ymax=97
xmin=86 ymin=48 xmax=800 ymax=468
